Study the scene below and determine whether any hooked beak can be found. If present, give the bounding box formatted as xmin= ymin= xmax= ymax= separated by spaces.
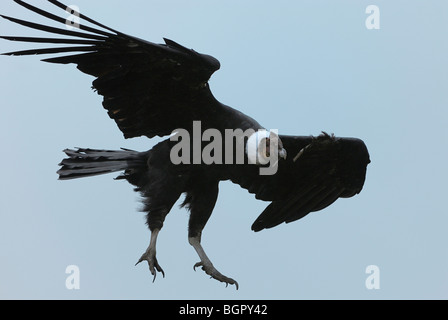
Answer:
xmin=278 ymin=148 xmax=287 ymax=160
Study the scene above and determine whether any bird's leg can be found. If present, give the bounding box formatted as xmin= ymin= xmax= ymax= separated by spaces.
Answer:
xmin=185 ymin=182 xmax=238 ymax=288
xmin=135 ymin=228 xmax=165 ymax=282
xmin=189 ymin=234 xmax=239 ymax=290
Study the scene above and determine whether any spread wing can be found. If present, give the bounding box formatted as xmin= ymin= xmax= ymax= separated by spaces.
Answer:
xmin=1 ymin=0 xmax=224 ymax=139
xmin=229 ymin=133 xmax=370 ymax=231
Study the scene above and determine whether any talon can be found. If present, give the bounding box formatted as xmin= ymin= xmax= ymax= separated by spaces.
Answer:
xmin=194 ymin=260 xmax=239 ymax=290
xmin=155 ymin=262 xmax=165 ymax=278
xmin=158 ymin=267 xmax=166 ymax=278
xmin=135 ymin=256 xmax=144 ymax=266
xmin=189 ymin=236 xmax=239 ymax=289
xmin=135 ymin=250 xmax=165 ymax=282
xmin=193 ymin=262 xmax=203 ymax=271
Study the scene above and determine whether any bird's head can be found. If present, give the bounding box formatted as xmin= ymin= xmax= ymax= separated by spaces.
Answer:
xmin=246 ymin=130 xmax=287 ymax=166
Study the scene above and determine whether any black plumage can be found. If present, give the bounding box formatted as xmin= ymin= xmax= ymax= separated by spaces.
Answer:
xmin=1 ymin=0 xmax=370 ymax=289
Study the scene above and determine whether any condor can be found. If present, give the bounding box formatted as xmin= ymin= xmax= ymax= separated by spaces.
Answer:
xmin=1 ymin=0 xmax=370 ymax=289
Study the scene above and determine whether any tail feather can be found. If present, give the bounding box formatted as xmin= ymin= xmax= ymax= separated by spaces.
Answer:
xmin=57 ymin=148 xmax=146 ymax=180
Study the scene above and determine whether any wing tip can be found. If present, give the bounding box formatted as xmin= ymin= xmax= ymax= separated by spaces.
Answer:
xmin=0 ymin=14 xmax=14 ymax=22
xmin=251 ymin=220 xmax=282 ymax=232
xmin=251 ymin=223 xmax=264 ymax=232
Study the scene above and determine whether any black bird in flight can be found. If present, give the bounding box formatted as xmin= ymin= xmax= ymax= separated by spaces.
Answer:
xmin=1 ymin=0 xmax=370 ymax=289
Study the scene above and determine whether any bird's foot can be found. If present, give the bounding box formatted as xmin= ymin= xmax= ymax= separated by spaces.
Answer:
xmin=194 ymin=261 xmax=239 ymax=290
xmin=136 ymin=249 xmax=165 ymax=282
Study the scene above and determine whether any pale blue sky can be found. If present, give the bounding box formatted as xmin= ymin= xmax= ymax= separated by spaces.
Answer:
xmin=0 ymin=0 xmax=447 ymax=299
